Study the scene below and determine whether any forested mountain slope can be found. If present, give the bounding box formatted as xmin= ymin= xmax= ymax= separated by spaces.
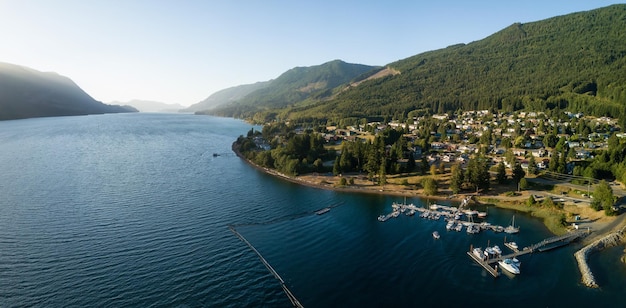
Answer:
xmin=184 ymin=81 xmax=270 ymax=112
xmin=282 ymin=4 xmax=626 ymax=125
xmin=201 ymin=60 xmax=378 ymax=121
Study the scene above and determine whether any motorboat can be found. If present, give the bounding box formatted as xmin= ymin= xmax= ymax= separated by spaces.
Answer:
xmin=466 ymin=224 xmax=479 ymax=234
xmin=473 ymin=247 xmax=485 ymax=260
xmin=484 ymin=247 xmax=496 ymax=258
xmin=454 ymin=223 xmax=463 ymax=232
xmin=432 ymin=231 xmax=440 ymax=239
xmin=492 ymin=245 xmax=502 ymax=255
xmin=509 ymin=242 xmax=519 ymax=250
xmin=512 ymin=257 xmax=521 ymax=268
xmin=498 ymin=258 xmax=521 ymax=274
xmin=446 ymin=220 xmax=455 ymax=231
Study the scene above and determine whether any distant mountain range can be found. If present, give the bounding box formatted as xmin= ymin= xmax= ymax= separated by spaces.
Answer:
xmin=0 ymin=62 xmax=136 ymax=121
xmin=184 ymin=81 xmax=271 ymax=113
xmin=111 ymin=99 xmax=185 ymax=113
xmin=192 ymin=59 xmax=379 ymax=122
xmin=195 ymin=4 xmax=626 ymax=126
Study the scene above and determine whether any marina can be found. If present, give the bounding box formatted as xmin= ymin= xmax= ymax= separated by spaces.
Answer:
xmin=467 ymin=230 xmax=590 ymax=278
xmin=377 ymin=198 xmax=591 ymax=279
xmin=377 ymin=198 xmax=509 ymax=235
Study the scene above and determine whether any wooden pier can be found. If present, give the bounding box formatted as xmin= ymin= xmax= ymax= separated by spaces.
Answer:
xmin=468 ymin=230 xmax=590 ymax=277
xmin=467 ymin=250 xmax=500 ymax=277
xmin=488 ymin=230 xmax=588 ymax=264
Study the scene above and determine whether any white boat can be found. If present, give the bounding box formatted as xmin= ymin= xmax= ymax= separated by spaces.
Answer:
xmin=484 ymin=247 xmax=496 ymax=258
xmin=509 ymin=242 xmax=519 ymax=250
xmin=446 ymin=220 xmax=455 ymax=231
xmin=430 ymin=204 xmax=439 ymax=210
xmin=473 ymin=247 xmax=485 ymax=260
xmin=466 ymin=224 xmax=479 ymax=234
xmin=477 ymin=211 xmax=487 ymax=218
xmin=505 ymin=216 xmax=520 ymax=234
xmin=432 ymin=231 xmax=440 ymax=239
xmin=498 ymin=258 xmax=521 ymax=274
xmin=454 ymin=223 xmax=463 ymax=232
xmin=512 ymin=257 xmax=521 ymax=268
xmin=492 ymin=245 xmax=502 ymax=255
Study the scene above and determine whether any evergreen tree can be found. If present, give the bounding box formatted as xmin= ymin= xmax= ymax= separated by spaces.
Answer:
xmin=519 ymin=178 xmax=529 ymax=190
xmin=591 ymin=180 xmax=615 ymax=215
xmin=379 ymin=163 xmax=387 ymax=186
xmin=422 ymin=177 xmax=438 ymax=196
xmin=406 ymin=152 xmax=416 ymax=173
xmin=528 ymin=155 xmax=538 ymax=175
xmin=549 ymin=150 xmax=559 ymax=172
xmin=512 ymin=162 xmax=526 ymax=188
xmin=496 ymin=161 xmax=507 ymax=184
xmin=420 ymin=155 xmax=429 ymax=175
xmin=450 ymin=163 xmax=464 ymax=194
xmin=333 ymin=156 xmax=341 ymax=176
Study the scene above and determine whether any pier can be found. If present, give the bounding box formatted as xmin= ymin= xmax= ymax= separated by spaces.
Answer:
xmin=467 ymin=248 xmax=500 ymax=277
xmin=486 ymin=230 xmax=589 ymax=264
xmin=468 ymin=230 xmax=590 ymax=277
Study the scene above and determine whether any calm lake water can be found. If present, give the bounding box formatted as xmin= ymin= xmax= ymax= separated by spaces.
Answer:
xmin=0 ymin=113 xmax=624 ymax=307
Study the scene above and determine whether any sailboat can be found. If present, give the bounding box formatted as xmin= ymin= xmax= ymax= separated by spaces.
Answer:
xmin=504 ymin=215 xmax=520 ymax=234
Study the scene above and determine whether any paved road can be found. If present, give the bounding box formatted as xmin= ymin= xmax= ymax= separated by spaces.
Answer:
xmin=528 ymin=177 xmax=626 ymax=206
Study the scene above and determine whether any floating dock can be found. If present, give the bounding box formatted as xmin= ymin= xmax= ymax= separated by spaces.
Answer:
xmin=467 ymin=250 xmax=499 ymax=278
xmin=467 ymin=230 xmax=590 ymax=278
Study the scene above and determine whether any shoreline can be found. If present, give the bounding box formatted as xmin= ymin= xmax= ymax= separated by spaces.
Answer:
xmin=232 ymin=142 xmax=620 ymax=236
xmin=233 ymin=142 xmax=626 ymax=287
xmin=232 ymin=142 xmax=468 ymax=203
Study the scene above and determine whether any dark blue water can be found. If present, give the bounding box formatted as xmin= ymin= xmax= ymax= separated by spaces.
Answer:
xmin=0 ymin=113 xmax=623 ymax=307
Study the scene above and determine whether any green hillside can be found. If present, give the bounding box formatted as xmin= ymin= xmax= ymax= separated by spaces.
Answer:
xmin=274 ymin=4 xmax=626 ymax=125
xmin=201 ymin=60 xmax=378 ymax=122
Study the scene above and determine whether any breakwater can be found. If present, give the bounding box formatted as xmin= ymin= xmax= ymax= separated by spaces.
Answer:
xmin=574 ymin=225 xmax=626 ymax=288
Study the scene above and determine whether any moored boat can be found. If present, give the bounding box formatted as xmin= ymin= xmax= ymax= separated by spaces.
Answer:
xmin=504 ymin=215 xmax=520 ymax=234
xmin=498 ymin=258 xmax=521 ymax=274
xmin=473 ymin=247 xmax=485 ymax=260
xmin=446 ymin=220 xmax=455 ymax=231
xmin=512 ymin=257 xmax=521 ymax=268
xmin=432 ymin=231 xmax=440 ymax=239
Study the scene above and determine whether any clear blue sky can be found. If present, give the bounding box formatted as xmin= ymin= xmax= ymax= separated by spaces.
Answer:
xmin=0 ymin=1 xmax=621 ymax=106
